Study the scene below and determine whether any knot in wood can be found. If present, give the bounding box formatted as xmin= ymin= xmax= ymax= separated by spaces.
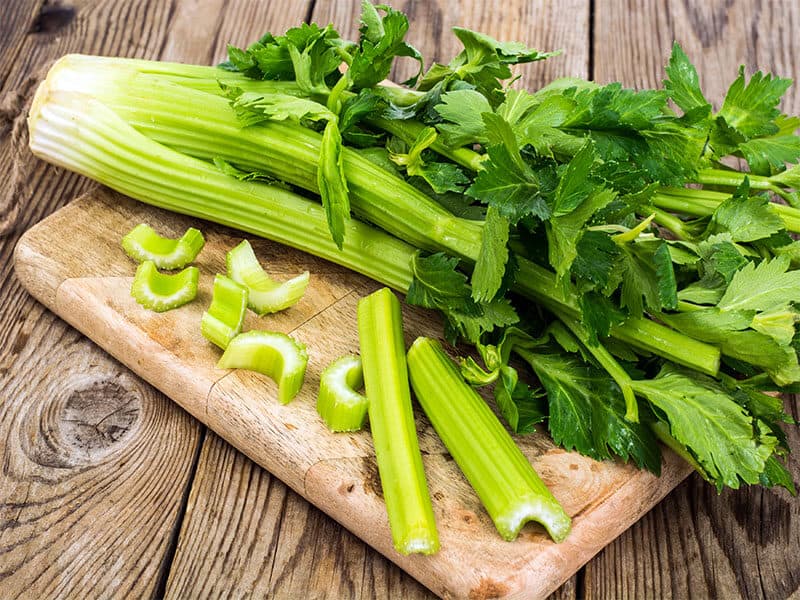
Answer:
xmin=23 ymin=374 xmax=141 ymax=468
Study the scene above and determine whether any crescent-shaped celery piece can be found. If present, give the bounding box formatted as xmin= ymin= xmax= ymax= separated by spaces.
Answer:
xmin=226 ymin=240 xmax=309 ymax=315
xmin=130 ymin=260 xmax=199 ymax=312
xmin=217 ymin=330 xmax=308 ymax=404
xmin=358 ymin=287 xmax=439 ymax=555
xmin=201 ymin=274 xmax=248 ymax=349
xmin=316 ymin=354 xmax=368 ymax=432
xmin=406 ymin=337 xmax=572 ymax=543
xmin=121 ymin=223 xmax=205 ymax=269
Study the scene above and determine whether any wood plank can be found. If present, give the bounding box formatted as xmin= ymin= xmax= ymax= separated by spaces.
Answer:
xmin=165 ymin=432 xmax=435 ymax=599
xmin=591 ymin=1 xmax=800 ymax=598
xmin=0 ymin=306 xmax=203 ymax=598
xmin=0 ymin=0 xmax=205 ymax=597
xmin=161 ymin=1 xmax=590 ymax=597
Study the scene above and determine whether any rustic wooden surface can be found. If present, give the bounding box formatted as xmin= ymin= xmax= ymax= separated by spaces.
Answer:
xmin=0 ymin=0 xmax=798 ymax=598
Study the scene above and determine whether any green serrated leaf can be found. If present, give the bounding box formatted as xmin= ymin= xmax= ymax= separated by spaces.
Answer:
xmin=472 ymin=207 xmax=510 ymax=302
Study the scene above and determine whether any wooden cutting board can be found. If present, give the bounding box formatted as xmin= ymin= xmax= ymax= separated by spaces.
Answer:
xmin=13 ymin=187 xmax=692 ymax=599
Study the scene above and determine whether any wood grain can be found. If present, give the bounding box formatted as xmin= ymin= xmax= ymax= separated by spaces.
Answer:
xmin=0 ymin=1 xmax=202 ymax=598
xmin=591 ymin=1 xmax=800 ymax=598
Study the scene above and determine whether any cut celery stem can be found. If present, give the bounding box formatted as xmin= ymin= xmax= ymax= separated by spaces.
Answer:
xmin=121 ymin=223 xmax=205 ymax=269
xmin=217 ymin=330 xmax=308 ymax=404
xmin=201 ymin=274 xmax=248 ymax=349
xmin=406 ymin=337 xmax=571 ymax=542
xmin=358 ymin=288 xmax=439 ymax=555
xmin=316 ymin=354 xmax=368 ymax=432
xmin=226 ymin=240 xmax=309 ymax=314
xmin=130 ymin=260 xmax=199 ymax=312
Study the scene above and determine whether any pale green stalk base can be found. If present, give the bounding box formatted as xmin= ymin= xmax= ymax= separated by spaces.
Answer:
xmin=407 ymin=337 xmax=571 ymax=543
xmin=201 ymin=274 xmax=249 ymax=349
xmin=316 ymin=354 xmax=368 ymax=432
xmin=121 ymin=223 xmax=205 ymax=269
xmin=358 ymin=288 xmax=439 ymax=555
xmin=130 ymin=260 xmax=198 ymax=312
xmin=226 ymin=240 xmax=309 ymax=314
xmin=217 ymin=330 xmax=308 ymax=404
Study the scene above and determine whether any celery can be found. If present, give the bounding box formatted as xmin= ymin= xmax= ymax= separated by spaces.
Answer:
xmin=35 ymin=56 xmax=725 ymax=375
xmin=121 ymin=223 xmax=205 ymax=269
xmin=358 ymin=288 xmax=439 ymax=555
xmin=201 ymin=274 xmax=248 ymax=349
xmin=130 ymin=260 xmax=198 ymax=312
xmin=406 ymin=337 xmax=572 ymax=542
xmin=217 ymin=330 xmax=308 ymax=404
xmin=316 ymin=354 xmax=368 ymax=432
xmin=226 ymin=240 xmax=309 ymax=315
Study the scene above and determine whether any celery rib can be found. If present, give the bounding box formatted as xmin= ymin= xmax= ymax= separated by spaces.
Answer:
xmin=316 ymin=354 xmax=368 ymax=432
xmin=217 ymin=330 xmax=308 ymax=404
xmin=358 ymin=288 xmax=439 ymax=555
xmin=201 ymin=274 xmax=248 ymax=349
xmin=406 ymin=337 xmax=571 ymax=542
xmin=130 ymin=260 xmax=198 ymax=312
xmin=226 ymin=240 xmax=309 ymax=315
xmin=121 ymin=223 xmax=205 ymax=269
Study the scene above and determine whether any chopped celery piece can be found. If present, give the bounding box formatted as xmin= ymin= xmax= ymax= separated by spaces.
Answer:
xmin=130 ymin=260 xmax=199 ymax=312
xmin=201 ymin=274 xmax=248 ymax=349
xmin=217 ymin=330 xmax=308 ymax=404
xmin=358 ymin=288 xmax=439 ymax=555
xmin=121 ymin=223 xmax=204 ymax=269
xmin=406 ymin=337 xmax=572 ymax=543
xmin=226 ymin=240 xmax=309 ymax=315
xmin=316 ymin=354 xmax=368 ymax=432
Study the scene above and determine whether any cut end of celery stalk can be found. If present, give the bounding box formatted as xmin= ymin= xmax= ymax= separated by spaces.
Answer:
xmin=130 ymin=260 xmax=199 ymax=312
xmin=407 ymin=337 xmax=571 ymax=544
xmin=317 ymin=354 xmax=368 ymax=432
xmin=217 ymin=330 xmax=308 ymax=404
xmin=358 ymin=288 xmax=439 ymax=555
xmin=227 ymin=240 xmax=310 ymax=314
xmin=121 ymin=223 xmax=205 ymax=269
xmin=201 ymin=274 xmax=249 ymax=349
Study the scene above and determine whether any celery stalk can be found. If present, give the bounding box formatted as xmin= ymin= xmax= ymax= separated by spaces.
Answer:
xmin=130 ymin=260 xmax=198 ymax=312
xmin=28 ymin=91 xmax=417 ymax=293
xmin=30 ymin=56 xmax=725 ymax=376
xmin=316 ymin=354 xmax=368 ymax=432
xmin=226 ymin=240 xmax=309 ymax=314
xmin=357 ymin=288 xmax=439 ymax=555
xmin=201 ymin=274 xmax=248 ymax=349
xmin=121 ymin=223 xmax=205 ymax=269
xmin=406 ymin=337 xmax=571 ymax=542
xmin=217 ymin=330 xmax=308 ymax=404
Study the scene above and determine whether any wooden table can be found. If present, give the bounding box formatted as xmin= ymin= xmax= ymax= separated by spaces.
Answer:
xmin=1 ymin=1 xmax=798 ymax=598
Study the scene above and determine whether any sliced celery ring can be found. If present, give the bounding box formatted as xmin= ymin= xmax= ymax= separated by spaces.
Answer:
xmin=201 ymin=274 xmax=248 ymax=350
xmin=130 ymin=260 xmax=199 ymax=312
xmin=121 ymin=223 xmax=205 ymax=269
xmin=317 ymin=354 xmax=367 ymax=432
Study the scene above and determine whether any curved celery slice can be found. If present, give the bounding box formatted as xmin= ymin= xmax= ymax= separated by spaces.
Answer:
xmin=226 ymin=240 xmax=309 ymax=315
xmin=121 ymin=223 xmax=205 ymax=269
xmin=358 ymin=288 xmax=439 ymax=555
xmin=201 ymin=274 xmax=248 ymax=349
xmin=217 ymin=330 xmax=308 ymax=404
xmin=130 ymin=260 xmax=199 ymax=312
xmin=407 ymin=337 xmax=572 ymax=543
xmin=317 ymin=354 xmax=368 ymax=432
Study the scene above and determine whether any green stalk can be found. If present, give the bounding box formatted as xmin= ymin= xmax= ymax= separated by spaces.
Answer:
xmin=406 ymin=337 xmax=571 ymax=542
xmin=653 ymin=189 xmax=800 ymax=233
xmin=29 ymin=90 xmax=417 ymax=293
xmin=646 ymin=207 xmax=690 ymax=240
xmin=358 ymin=288 xmax=439 ymax=555
xmin=696 ymin=168 xmax=794 ymax=202
xmin=201 ymin=275 xmax=249 ymax=350
xmin=554 ymin=309 xmax=639 ymax=422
